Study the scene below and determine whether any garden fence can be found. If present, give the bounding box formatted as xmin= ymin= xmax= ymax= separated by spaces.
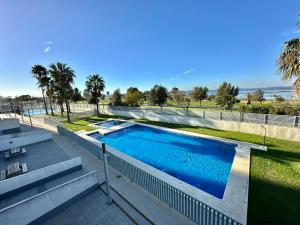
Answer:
xmin=12 ymin=102 xmax=300 ymax=128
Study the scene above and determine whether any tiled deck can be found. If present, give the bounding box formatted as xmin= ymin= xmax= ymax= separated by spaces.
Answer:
xmin=1 ymin=116 xmax=198 ymax=225
xmin=42 ymin=190 xmax=135 ymax=225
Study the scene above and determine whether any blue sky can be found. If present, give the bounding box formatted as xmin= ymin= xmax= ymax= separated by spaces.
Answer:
xmin=0 ymin=0 xmax=299 ymax=96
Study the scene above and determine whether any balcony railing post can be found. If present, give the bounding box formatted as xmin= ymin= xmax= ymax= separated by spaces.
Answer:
xmin=102 ymin=143 xmax=113 ymax=205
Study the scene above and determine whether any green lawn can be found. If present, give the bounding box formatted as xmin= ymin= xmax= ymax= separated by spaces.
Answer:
xmin=62 ymin=114 xmax=300 ymax=225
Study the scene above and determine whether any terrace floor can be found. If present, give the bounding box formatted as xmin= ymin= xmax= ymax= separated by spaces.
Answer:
xmin=0 ymin=122 xmax=136 ymax=225
xmin=0 ymin=116 xmax=196 ymax=225
xmin=42 ymin=189 xmax=135 ymax=225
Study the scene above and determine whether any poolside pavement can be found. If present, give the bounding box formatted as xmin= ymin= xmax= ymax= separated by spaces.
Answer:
xmin=2 ymin=114 xmax=197 ymax=225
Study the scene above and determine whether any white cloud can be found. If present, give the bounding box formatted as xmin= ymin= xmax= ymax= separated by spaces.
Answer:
xmin=169 ymin=69 xmax=195 ymax=81
xmin=183 ymin=69 xmax=194 ymax=74
xmin=46 ymin=41 xmax=53 ymax=44
xmin=43 ymin=46 xmax=51 ymax=53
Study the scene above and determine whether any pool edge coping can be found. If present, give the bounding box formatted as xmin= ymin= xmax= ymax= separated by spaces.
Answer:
xmin=79 ymin=121 xmax=256 ymax=224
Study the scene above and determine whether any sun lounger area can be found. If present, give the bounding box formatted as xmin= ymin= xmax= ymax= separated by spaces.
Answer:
xmin=0 ymin=124 xmax=135 ymax=225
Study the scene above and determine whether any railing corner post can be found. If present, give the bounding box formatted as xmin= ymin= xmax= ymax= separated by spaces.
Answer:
xmin=102 ymin=143 xmax=113 ymax=205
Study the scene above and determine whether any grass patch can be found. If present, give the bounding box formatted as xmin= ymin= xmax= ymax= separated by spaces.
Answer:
xmin=63 ymin=114 xmax=300 ymax=225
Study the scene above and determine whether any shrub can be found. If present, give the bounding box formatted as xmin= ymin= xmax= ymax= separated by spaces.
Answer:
xmin=239 ymin=103 xmax=300 ymax=116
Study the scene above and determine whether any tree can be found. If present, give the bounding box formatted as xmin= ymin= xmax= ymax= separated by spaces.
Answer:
xmin=215 ymin=82 xmax=239 ymax=110
xmin=111 ymin=89 xmax=122 ymax=106
xmin=142 ymin=91 xmax=151 ymax=106
xmin=31 ymin=64 xmax=49 ymax=115
xmin=150 ymin=85 xmax=168 ymax=108
xmin=278 ymin=16 xmax=300 ymax=97
xmin=171 ymin=87 xmax=179 ymax=100
xmin=252 ymin=89 xmax=265 ymax=103
xmin=246 ymin=93 xmax=252 ymax=105
xmin=72 ymin=88 xmax=83 ymax=103
xmin=48 ymin=62 xmax=75 ymax=122
xmin=15 ymin=95 xmax=32 ymax=102
xmin=171 ymin=87 xmax=181 ymax=106
xmin=45 ymin=78 xmax=55 ymax=116
xmin=85 ymin=74 xmax=105 ymax=116
xmin=274 ymin=95 xmax=285 ymax=102
xmin=177 ymin=92 xmax=192 ymax=111
xmin=83 ymin=89 xmax=91 ymax=101
xmin=124 ymin=87 xmax=143 ymax=107
xmin=192 ymin=86 xmax=208 ymax=106
xmin=106 ymin=91 xmax=110 ymax=103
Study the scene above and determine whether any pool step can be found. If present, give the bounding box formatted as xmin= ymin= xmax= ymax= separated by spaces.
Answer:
xmin=100 ymin=183 xmax=153 ymax=225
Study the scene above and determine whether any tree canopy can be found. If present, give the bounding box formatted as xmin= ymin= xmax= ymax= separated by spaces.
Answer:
xmin=192 ymin=86 xmax=208 ymax=105
xmin=111 ymin=89 xmax=122 ymax=106
xmin=215 ymin=82 xmax=239 ymax=110
xmin=72 ymin=88 xmax=83 ymax=103
xmin=150 ymin=85 xmax=168 ymax=107
xmin=278 ymin=16 xmax=300 ymax=96
xmin=85 ymin=74 xmax=105 ymax=116
xmin=123 ymin=87 xmax=142 ymax=107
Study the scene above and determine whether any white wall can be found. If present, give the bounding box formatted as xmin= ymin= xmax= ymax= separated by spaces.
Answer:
xmin=0 ymin=131 xmax=52 ymax=151
xmin=0 ymin=171 xmax=98 ymax=225
xmin=0 ymin=118 xmax=20 ymax=131
xmin=109 ymin=109 xmax=300 ymax=142
xmin=0 ymin=157 xmax=82 ymax=197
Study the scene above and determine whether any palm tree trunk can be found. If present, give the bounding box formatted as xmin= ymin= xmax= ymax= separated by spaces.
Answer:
xmin=41 ymin=88 xmax=48 ymax=115
xmin=49 ymin=100 xmax=54 ymax=116
xmin=60 ymin=104 xmax=64 ymax=117
xmin=46 ymin=87 xmax=54 ymax=116
xmin=66 ymin=101 xmax=71 ymax=123
xmin=96 ymin=103 xmax=99 ymax=116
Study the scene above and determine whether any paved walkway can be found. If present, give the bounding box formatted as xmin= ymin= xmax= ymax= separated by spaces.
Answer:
xmin=42 ymin=190 xmax=135 ymax=225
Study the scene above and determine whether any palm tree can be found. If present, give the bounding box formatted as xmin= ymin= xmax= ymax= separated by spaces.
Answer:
xmin=31 ymin=65 xmax=49 ymax=115
xmin=85 ymin=74 xmax=105 ymax=116
xmin=278 ymin=16 xmax=300 ymax=97
xmin=46 ymin=79 xmax=55 ymax=116
xmin=48 ymin=62 xmax=75 ymax=123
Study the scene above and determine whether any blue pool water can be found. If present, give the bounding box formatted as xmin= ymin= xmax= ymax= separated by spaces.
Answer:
xmin=24 ymin=108 xmax=59 ymax=116
xmin=95 ymin=120 xmax=126 ymax=128
xmin=89 ymin=124 xmax=236 ymax=199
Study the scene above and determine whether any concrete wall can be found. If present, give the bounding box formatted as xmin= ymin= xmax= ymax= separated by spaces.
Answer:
xmin=0 ymin=157 xmax=82 ymax=199
xmin=0 ymin=171 xmax=98 ymax=225
xmin=108 ymin=109 xmax=300 ymax=142
xmin=57 ymin=126 xmax=102 ymax=158
xmin=0 ymin=118 xmax=20 ymax=135
xmin=0 ymin=131 xmax=52 ymax=151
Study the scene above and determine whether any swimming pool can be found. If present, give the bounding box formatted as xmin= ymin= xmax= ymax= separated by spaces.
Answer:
xmin=23 ymin=108 xmax=59 ymax=116
xmin=89 ymin=124 xmax=236 ymax=199
xmin=94 ymin=120 xmax=126 ymax=128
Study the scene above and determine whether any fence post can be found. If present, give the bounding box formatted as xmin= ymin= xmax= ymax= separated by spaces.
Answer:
xmin=21 ymin=111 xmax=24 ymax=123
xmin=293 ymin=116 xmax=299 ymax=127
xmin=219 ymin=111 xmax=223 ymax=120
xmin=264 ymin=114 xmax=268 ymax=124
xmin=28 ymin=109 xmax=33 ymax=127
xmin=203 ymin=110 xmax=205 ymax=119
xmin=102 ymin=143 xmax=113 ymax=205
xmin=240 ymin=112 xmax=244 ymax=122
